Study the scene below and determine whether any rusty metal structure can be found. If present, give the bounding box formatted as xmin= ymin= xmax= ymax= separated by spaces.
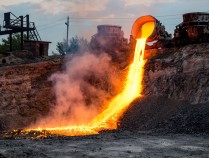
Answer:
xmin=130 ymin=15 xmax=172 ymax=49
xmin=0 ymin=12 xmax=50 ymax=56
xmin=90 ymin=25 xmax=129 ymax=52
xmin=174 ymin=12 xmax=209 ymax=46
xmin=131 ymin=13 xmax=209 ymax=49
xmin=90 ymin=25 xmax=130 ymax=66
xmin=0 ymin=12 xmax=41 ymax=51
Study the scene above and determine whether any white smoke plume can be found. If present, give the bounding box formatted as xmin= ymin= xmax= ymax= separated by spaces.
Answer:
xmin=31 ymin=52 xmax=123 ymax=128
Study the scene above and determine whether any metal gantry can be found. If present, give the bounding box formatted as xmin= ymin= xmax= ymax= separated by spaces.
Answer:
xmin=0 ymin=12 xmax=41 ymax=51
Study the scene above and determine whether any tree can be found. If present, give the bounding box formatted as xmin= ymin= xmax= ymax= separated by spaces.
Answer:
xmin=56 ymin=36 xmax=89 ymax=55
xmin=56 ymin=42 xmax=65 ymax=55
xmin=0 ymin=33 xmax=28 ymax=53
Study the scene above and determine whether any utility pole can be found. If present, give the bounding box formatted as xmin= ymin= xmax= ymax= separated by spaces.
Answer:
xmin=65 ymin=16 xmax=69 ymax=51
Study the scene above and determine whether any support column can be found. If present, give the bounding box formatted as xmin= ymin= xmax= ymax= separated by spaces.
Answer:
xmin=10 ymin=33 xmax=12 ymax=51
xmin=20 ymin=16 xmax=24 ymax=50
xmin=26 ymin=15 xmax=30 ymax=40
xmin=65 ymin=16 xmax=69 ymax=52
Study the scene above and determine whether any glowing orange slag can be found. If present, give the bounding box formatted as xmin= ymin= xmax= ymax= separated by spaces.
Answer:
xmin=28 ymin=21 xmax=155 ymax=136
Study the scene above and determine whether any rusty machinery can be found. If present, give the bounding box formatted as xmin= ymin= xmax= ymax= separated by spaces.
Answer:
xmin=131 ymin=15 xmax=172 ymax=49
xmin=174 ymin=12 xmax=209 ymax=46
xmin=131 ymin=12 xmax=209 ymax=49
xmin=0 ymin=12 xmax=41 ymax=51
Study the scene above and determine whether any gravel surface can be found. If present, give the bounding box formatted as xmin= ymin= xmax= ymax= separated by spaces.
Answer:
xmin=119 ymin=96 xmax=209 ymax=134
xmin=0 ymin=131 xmax=209 ymax=158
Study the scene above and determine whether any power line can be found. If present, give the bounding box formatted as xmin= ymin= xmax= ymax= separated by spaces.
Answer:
xmin=36 ymin=12 xmax=209 ymax=31
xmin=38 ymin=22 xmax=64 ymax=31
xmin=68 ymin=11 xmax=209 ymax=20
xmin=36 ymin=13 xmax=183 ymax=29
xmin=38 ymin=22 xmax=63 ymax=30
xmin=69 ymin=13 xmax=182 ymax=20
xmin=156 ymin=14 xmax=182 ymax=17
xmin=36 ymin=17 xmax=65 ymax=28
xmin=37 ymin=18 xmax=182 ymax=30
xmin=70 ymin=16 xmax=180 ymax=20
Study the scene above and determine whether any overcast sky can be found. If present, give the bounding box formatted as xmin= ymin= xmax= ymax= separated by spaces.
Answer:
xmin=0 ymin=0 xmax=209 ymax=54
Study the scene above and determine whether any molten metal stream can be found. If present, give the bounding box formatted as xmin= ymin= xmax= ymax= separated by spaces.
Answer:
xmin=27 ymin=22 xmax=155 ymax=136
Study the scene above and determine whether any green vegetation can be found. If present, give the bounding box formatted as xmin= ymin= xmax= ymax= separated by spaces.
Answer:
xmin=56 ymin=36 xmax=89 ymax=55
xmin=0 ymin=33 xmax=28 ymax=53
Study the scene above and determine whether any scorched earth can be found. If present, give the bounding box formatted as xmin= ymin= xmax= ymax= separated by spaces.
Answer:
xmin=0 ymin=131 xmax=209 ymax=158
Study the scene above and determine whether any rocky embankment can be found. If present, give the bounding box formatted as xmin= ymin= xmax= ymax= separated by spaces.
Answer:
xmin=119 ymin=43 xmax=209 ymax=134
xmin=0 ymin=43 xmax=209 ymax=133
xmin=0 ymin=56 xmax=63 ymax=130
xmin=144 ymin=43 xmax=209 ymax=104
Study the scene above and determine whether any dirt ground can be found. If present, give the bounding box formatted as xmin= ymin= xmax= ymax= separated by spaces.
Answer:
xmin=0 ymin=96 xmax=209 ymax=158
xmin=0 ymin=131 xmax=209 ymax=158
xmin=119 ymin=96 xmax=209 ymax=134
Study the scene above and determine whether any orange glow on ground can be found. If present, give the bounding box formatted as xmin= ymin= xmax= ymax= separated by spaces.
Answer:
xmin=26 ymin=21 xmax=155 ymax=136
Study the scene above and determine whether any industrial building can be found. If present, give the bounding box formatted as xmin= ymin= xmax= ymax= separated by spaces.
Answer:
xmin=0 ymin=12 xmax=50 ymax=57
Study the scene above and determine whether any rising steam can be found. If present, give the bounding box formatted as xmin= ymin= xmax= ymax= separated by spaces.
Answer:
xmin=31 ymin=52 xmax=123 ymax=128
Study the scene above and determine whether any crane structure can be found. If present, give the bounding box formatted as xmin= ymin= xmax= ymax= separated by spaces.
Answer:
xmin=0 ymin=12 xmax=41 ymax=51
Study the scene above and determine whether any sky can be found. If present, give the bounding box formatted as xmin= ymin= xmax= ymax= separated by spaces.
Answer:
xmin=0 ymin=0 xmax=209 ymax=55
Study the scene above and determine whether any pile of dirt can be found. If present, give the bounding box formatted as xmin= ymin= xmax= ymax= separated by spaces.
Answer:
xmin=118 ymin=96 xmax=209 ymax=134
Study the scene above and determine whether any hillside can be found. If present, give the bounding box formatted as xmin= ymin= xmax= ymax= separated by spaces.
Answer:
xmin=0 ymin=43 xmax=209 ymax=134
xmin=120 ymin=43 xmax=209 ymax=134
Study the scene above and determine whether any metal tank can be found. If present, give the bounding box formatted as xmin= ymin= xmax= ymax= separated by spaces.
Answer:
xmin=183 ymin=12 xmax=209 ymax=41
xmin=174 ymin=12 xmax=209 ymax=45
